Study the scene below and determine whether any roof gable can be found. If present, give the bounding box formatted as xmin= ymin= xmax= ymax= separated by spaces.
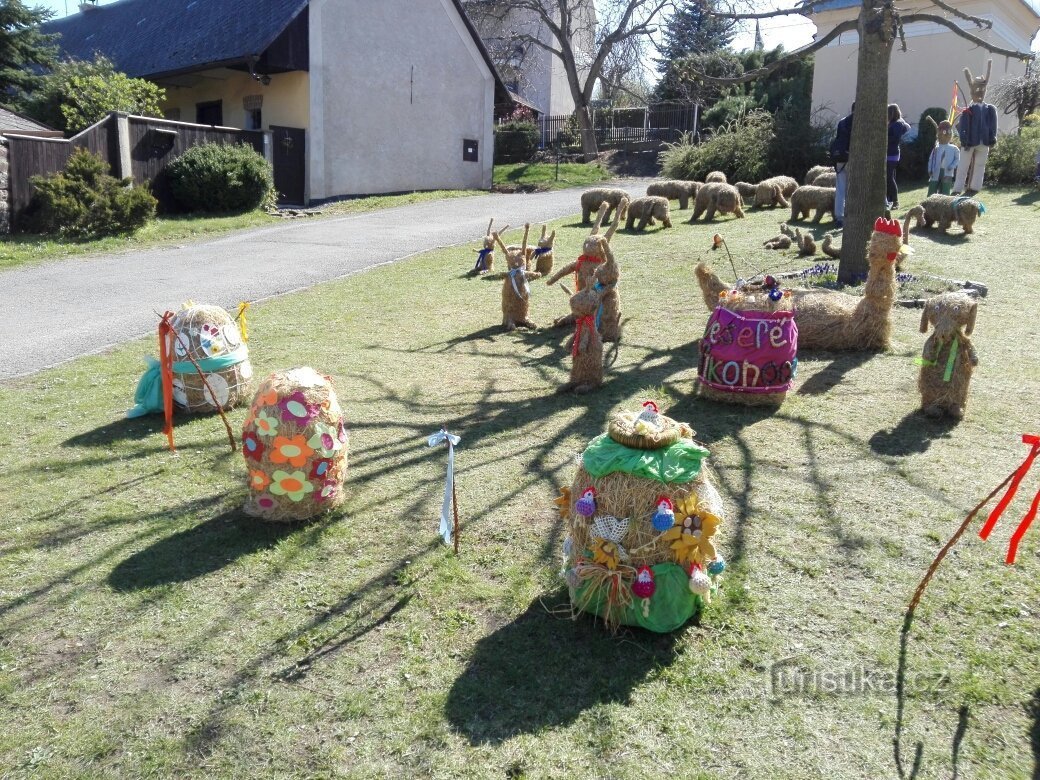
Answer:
xmin=0 ymin=105 xmax=57 ymax=132
xmin=42 ymin=0 xmax=308 ymax=79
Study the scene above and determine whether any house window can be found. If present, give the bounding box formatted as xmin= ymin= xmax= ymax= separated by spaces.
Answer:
xmin=163 ymin=107 xmax=181 ymax=121
xmin=196 ymin=100 xmax=223 ymax=126
xmin=247 ymin=108 xmax=263 ymax=130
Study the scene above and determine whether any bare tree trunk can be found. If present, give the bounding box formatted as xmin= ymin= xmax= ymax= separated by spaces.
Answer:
xmin=575 ymin=104 xmax=598 ymax=157
xmin=839 ymin=2 xmax=895 ymax=284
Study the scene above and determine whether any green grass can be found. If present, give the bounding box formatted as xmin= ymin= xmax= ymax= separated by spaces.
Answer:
xmin=0 ymin=190 xmax=482 ymax=272
xmin=493 ymin=162 xmax=611 ymax=190
xmin=2 ymin=183 xmax=1040 ymax=778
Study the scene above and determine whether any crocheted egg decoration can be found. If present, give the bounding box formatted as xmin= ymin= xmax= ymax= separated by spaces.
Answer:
xmin=652 ymin=496 xmax=675 ymax=532
xmin=631 ymin=565 xmax=656 ymax=599
xmin=575 ymin=488 xmax=597 ymax=518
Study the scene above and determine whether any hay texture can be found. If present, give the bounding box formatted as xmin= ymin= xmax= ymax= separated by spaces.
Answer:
xmin=690 ymin=182 xmax=745 ymax=222
xmin=594 ymin=240 xmax=622 ymax=343
xmin=821 ymin=234 xmax=841 ymax=258
xmin=734 ymin=181 xmax=758 ymax=200
xmin=695 ymin=217 xmax=908 ymax=351
xmin=529 ymin=224 xmax=556 ymax=274
xmin=580 ymin=188 xmax=628 ymax=224
xmin=804 ymin=165 xmax=831 ymax=185
xmin=753 ymin=176 xmax=798 ymax=208
xmin=812 ymin=170 xmax=837 ymax=188
xmin=470 ymin=218 xmax=507 ymax=274
xmin=790 ymin=185 xmax=836 ymax=223
xmin=902 ymin=195 xmax=982 ymax=240
xmin=705 ymin=171 xmax=727 ymax=183
xmin=696 ymin=279 xmax=797 ymax=406
xmin=625 ymin=196 xmax=671 ymax=231
xmin=242 ymin=367 xmax=349 ymax=523
xmin=170 ymin=304 xmax=253 ymax=413
xmin=561 ymin=406 xmax=726 ymax=632
xmin=918 ymin=292 xmax=978 ymax=419
xmin=646 ymin=180 xmax=699 ymax=210
xmin=496 ymin=224 xmax=542 ymax=331
xmin=559 ymin=285 xmax=605 ymax=394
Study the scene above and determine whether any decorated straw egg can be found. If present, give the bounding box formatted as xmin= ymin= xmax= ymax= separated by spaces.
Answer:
xmin=169 ymin=303 xmax=253 ymax=413
xmin=242 ymin=367 xmax=348 ymax=523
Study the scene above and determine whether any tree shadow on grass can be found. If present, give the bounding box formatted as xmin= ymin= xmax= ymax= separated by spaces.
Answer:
xmin=795 ymin=351 xmax=877 ymax=396
xmin=869 ymin=410 xmax=959 ymax=456
xmin=107 ymin=507 xmax=303 ymax=591
xmin=445 ymin=592 xmax=680 ymax=745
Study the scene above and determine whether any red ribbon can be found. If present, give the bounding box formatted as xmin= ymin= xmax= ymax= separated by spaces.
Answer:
xmin=572 ymin=315 xmax=595 ymax=357
xmin=574 ymin=255 xmax=602 ymax=290
xmin=158 ymin=311 xmax=176 ymax=452
xmin=978 ymin=434 xmax=1040 ymax=564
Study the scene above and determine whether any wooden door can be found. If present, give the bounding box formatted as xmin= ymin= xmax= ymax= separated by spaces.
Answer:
xmin=271 ymin=125 xmax=306 ymax=205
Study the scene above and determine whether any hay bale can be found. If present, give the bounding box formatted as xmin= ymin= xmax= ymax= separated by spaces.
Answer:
xmin=242 ymin=367 xmax=349 ymax=523
xmin=561 ymin=408 xmax=726 ymax=633
xmin=169 ymin=304 xmax=253 ymax=413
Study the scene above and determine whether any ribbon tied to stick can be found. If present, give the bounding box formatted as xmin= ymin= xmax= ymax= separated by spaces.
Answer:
xmin=978 ymin=434 xmax=1040 ymax=564
xmin=427 ymin=428 xmax=461 ymax=546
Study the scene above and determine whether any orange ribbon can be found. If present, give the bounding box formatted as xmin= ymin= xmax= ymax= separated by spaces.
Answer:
xmin=158 ymin=311 xmax=176 ymax=452
xmin=978 ymin=434 xmax=1040 ymax=564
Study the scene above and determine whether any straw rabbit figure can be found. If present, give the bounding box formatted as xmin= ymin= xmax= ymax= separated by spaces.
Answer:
xmin=547 ymin=199 xmax=626 ymax=328
xmin=528 ymin=224 xmax=556 ymax=274
xmin=559 ymin=285 xmax=606 ymax=394
xmin=918 ymin=292 xmax=978 ymax=419
xmin=594 ymin=240 xmax=622 ymax=343
xmin=496 ymin=224 xmax=542 ymax=331
xmin=696 ymin=217 xmax=907 ymax=350
xmin=471 ymin=218 xmax=508 ymax=275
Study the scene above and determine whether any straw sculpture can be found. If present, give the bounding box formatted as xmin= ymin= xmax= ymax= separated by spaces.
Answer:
xmin=580 ymin=187 xmax=628 ymax=224
xmin=559 ymin=285 xmax=606 ymax=394
xmin=697 ymin=277 xmax=798 ymax=406
xmin=242 ymin=367 xmax=348 ymax=522
xmin=560 ymin=403 xmax=726 ymax=632
xmin=821 ymin=234 xmax=841 ymax=258
xmin=763 ymin=234 xmax=792 ymax=250
xmin=789 ymin=185 xmax=836 ymax=223
xmin=796 ymin=229 xmax=817 ymax=256
xmin=804 ymin=165 xmax=831 ymax=185
xmin=471 ymin=218 xmax=508 ymax=275
xmin=734 ymin=181 xmax=758 ymax=200
xmin=546 ymin=199 xmax=626 ymax=328
xmin=753 ymin=175 xmax=798 ymax=208
xmin=169 ymin=304 xmax=253 ymax=413
xmin=918 ymin=292 xmax=979 ymax=419
xmin=689 ymin=182 xmax=745 ymax=221
xmin=594 ymin=238 xmax=622 ymax=343
xmin=696 ymin=217 xmax=909 ymax=350
xmin=812 ymin=170 xmax=837 ymax=188
xmin=528 ymin=224 xmax=556 ymax=274
xmin=496 ymin=224 xmax=542 ymax=331
xmin=705 ymin=171 xmax=727 ymax=183
xmin=646 ymin=180 xmax=700 ymax=210
xmin=625 ymin=195 xmax=671 ymax=231
xmin=902 ymin=194 xmax=982 ymax=240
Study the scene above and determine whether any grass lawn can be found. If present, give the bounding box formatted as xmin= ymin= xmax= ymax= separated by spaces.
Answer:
xmin=493 ymin=161 xmax=611 ymax=190
xmin=2 ymin=183 xmax=1039 ymax=778
xmin=0 ymin=190 xmax=481 ymax=273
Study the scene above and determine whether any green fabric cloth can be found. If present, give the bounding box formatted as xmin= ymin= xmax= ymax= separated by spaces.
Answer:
xmin=581 ymin=433 xmax=709 ymax=484
xmin=572 ymin=562 xmax=702 ymax=633
xmin=125 ymin=347 xmax=248 ymax=418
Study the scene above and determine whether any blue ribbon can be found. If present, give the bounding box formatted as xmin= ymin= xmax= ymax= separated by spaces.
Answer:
xmin=533 ymin=246 xmax=552 ymax=256
xmin=427 ymin=428 xmax=461 ymax=545
xmin=593 ymin=280 xmax=615 ymax=330
xmin=473 ymin=248 xmax=492 ymax=271
xmin=952 ymin=195 xmax=986 ymax=215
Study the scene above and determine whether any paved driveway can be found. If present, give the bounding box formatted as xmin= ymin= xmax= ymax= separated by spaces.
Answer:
xmin=0 ymin=181 xmax=650 ymax=380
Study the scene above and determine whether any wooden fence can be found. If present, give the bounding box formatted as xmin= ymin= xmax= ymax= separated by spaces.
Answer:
xmin=533 ymin=104 xmax=699 ymax=150
xmin=3 ymin=113 xmax=268 ymax=231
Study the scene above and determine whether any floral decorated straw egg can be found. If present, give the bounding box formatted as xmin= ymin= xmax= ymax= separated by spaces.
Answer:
xmin=242 ymin=367 xmax=348 ymax=523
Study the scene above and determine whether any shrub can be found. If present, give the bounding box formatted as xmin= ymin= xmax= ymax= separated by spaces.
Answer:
xmin=901 ymin=107 xmax=948 ymax=182
xmin=660 ymin=109 xmax=773 ymax=182
xmin=494 ymin=119 xmax=539 ymax=163
xmin=166 ymin=143 xmax=275 ymax=212
xmin=986 ymin=124 xmax=1040 ymax=185
xmin=26 ymin=148 xmax=156 ymax=237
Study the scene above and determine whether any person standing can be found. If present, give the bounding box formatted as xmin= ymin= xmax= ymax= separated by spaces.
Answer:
xmin=830 ymin=103 xmax=854 ymax=228
xmin=953 ymin=60 xmax=998 ymax=196
xmin=886 ymin=104 xmax=911 ymax=209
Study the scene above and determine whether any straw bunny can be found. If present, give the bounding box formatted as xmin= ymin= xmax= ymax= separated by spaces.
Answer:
xmin=559 ymin=285 xmax=606 ymax=394
xmin=471 ymin=218 xmax=508 ymax=275
xmin=529 ymin=224 xmax=556 ymax=274
xmin=496 ymin=224 xmax=542 ymax=331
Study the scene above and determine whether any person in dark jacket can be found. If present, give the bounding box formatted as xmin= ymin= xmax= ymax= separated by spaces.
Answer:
xmin=886 ymin=104 xmax=911 ymax=209
xmin=953 ymin=62 xmax=999 ymax=196
xmin=830 ymin=103 xmax=854 ymax=227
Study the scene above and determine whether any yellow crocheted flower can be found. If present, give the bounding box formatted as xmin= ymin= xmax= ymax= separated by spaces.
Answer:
xmin=591 ymin=538 xmax=621 ymax=570
xmin=663 ymin=494 xmax=720 ymax=565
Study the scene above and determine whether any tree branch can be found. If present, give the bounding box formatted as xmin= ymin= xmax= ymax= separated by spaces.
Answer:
xmin=711 ymin=0 xmax=834 ymax=21
xmin=901 ymin=13 xmax=1035 ymax=61
xmin=925 ymin=0 xmax=992 ymax=29
xmin=697 ymin=19 xmax=859 ymax=85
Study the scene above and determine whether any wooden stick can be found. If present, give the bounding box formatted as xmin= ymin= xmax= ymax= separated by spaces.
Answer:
xmin=451 ymin=471 xmax=460 ymax=556
xmin=178 ymin=350 xmax=238 ymax=453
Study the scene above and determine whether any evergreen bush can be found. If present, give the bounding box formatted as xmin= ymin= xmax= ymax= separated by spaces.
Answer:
xmin=166 ymin=143 xmax=275 ymax=213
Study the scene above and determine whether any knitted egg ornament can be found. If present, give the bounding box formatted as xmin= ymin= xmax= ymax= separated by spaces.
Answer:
xmin=242 ymin=367 xmax=349 ymax=523
xmin=575 ymin=488 xmax=597 ymax=518
xmin=652 ymin=496 xmax=675 ymax=532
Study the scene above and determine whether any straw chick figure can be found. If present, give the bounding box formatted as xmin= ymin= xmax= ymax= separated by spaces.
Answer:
xmin=547 ymin=199 xmax=626 ymax=327
xmin=559 ymin=285 xmax=606 ymax=394
xmin=918 ymin=291 xmax=979 ymax=419
xmin=471 ymin=218 xmax=508 ymax=274
xmin=696 ymin=217 xmax=908 ymax=350
xmin=496 ymin=224 xmax=542 ymax=331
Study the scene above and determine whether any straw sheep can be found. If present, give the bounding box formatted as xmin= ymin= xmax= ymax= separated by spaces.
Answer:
xmin=902 ymin=194 xmax=982 ymax=240
xmin=754 ymin=176 xmax=798 ymax=208
xmin=625 ymin=196 xmax=672 ymax=231
xmin=804 ymin=165 xmax=831 ymax=185
xmin=918 ymin=291 xmax=978 ymax=419
xmin=646 ymin=180 xmax=700 ymax=210
xmin=705 ymin=171 xmax=727 ymax=183
xmin=689 ymin=182 xmax=745 ymax=221
xmin=790 ymin=185 xmax=836 ymax=223
xmin=581 ymin=188 xmax=628 ymax=224
xmin=812 ymin=171 xmax=836 ymax=188
xmin=734 ymin=181 xmax=758 ymax=200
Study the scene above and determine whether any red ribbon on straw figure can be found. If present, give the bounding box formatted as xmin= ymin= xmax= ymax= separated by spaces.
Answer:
xmin=978 ymin=434 xmax=1040 ymax=564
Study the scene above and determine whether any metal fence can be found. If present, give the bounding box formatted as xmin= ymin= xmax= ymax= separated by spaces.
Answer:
xmin=533 ymin=104 xmax=699 ymax=150
xmin=3 ymin=113 xmax=267 ymax=230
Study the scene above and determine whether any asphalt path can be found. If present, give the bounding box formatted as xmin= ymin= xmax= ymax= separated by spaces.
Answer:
xmin=0 ymin=180 xmax=651 ymax=380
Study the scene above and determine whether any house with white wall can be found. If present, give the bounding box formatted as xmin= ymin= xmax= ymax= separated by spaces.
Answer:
xmin=44 ymin=0 xmax=513 ymax=204
xmin=803 ymin=0 xmax=1040 ymax=132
